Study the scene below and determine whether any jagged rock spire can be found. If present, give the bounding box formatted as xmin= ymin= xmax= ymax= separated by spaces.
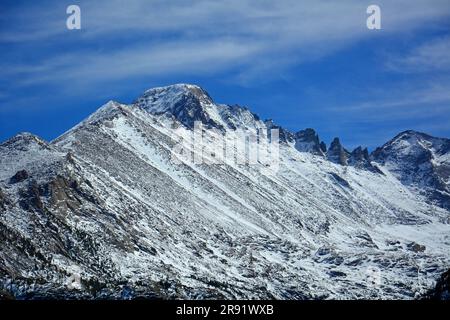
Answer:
xmin=349 ymin=146 xmax=370 ymax=166
xmin=294 ymin=128 xmax=326 ymax=156
xmin=327 ymin=137 xmax=350 ymax=165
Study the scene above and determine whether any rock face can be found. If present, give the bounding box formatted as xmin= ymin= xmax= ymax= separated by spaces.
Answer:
xmin=135 ymin=84 xmax=263 ymax=132
xmin=9 ymin=170 xmax=29 ymax=184
xmin=320 ymin=141 xmax=327 ymax=153
xmin=348 ymin=147 xmax=382 ymax=173
xmin=349 ymin=147 xmax=370 ymax=167
xmin=371 ymin=130 xmax=450 ymax=210
xmin=294 ymin=128 xmax=325 ymax=156
xmin=0 ymin=84 xmax=450 ymax=300
xmin=327 ymin=138 xmax=350 ymax=165
xmin=425 ymin=269 xmax=450 ymax=300
xmin=0 ymin=187 xmax=8 ymax=211
xmin=135 ymin=84 xmax=217 ymax=129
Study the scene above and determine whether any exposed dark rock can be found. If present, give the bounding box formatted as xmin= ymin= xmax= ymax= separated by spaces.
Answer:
xmin=316 ymin=247 xmax=332 ymax=256
xmin=0 ymin=188 xmax=8 ymax=211
xmin=355 ymin=232 xmax=378 ymax=248
xmin=294 ymin=128 xmax=325 ymax=156
xmin=314 ymin=247 xmax=344 ymax=265
xmin=329 ymin=172 xmax=351 ymax=189
xmin=424 ymin=268 xmax=450 ymax=300
xmin=407 ymin=242 xmax=426 ymax=253
xmin=349 ymin=146 xmax=370 ymax=166
xmin=65 ymin=152 xmax=76 ymax=164
xmin=328 ymin=270 xmax=347 ymax=278
xmin=344 ymin=256 xmax=366 ymax=267
xmin=0 ymin=288 xmax=14 ymax=300
xmin=327 ymin=138 xmax=350 ymax=165
xmin=9 ymin=170 xmax=29 ymax=184
xmin=135 ymin=84 xmax=223 ymax=130
xmin=18 ymin=180 xmax=43 ymax=212
xmin=47 ymin=176 xmax=78 ymax=206
xmin=349 ymin=147 xmax=383 ymax=173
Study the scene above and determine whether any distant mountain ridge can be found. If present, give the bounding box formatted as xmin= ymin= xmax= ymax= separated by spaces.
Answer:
xmin=0 ymin=84 xmax=449 ymax=299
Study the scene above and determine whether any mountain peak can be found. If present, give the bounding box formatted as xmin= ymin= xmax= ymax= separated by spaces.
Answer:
xmin=371 ymin=130 xmax=450 ymax=209
xmin=144 ymin=83 xmax=206 ymax=94
xmin=134 ymin=83 xmax=265 ymax=132
xmin=1 ymin=132 xmax=49 ymax=149
xmin=392 ymin=130 xmax=433 ymax=142
xmin=134 ymin=83 xmax=222 ymax=129
xmin=327 ymin=137 xmax=350 ymax=165
xmin=136 ymin=83 xmax=213 ymax=112
xmin=373 ymin=129 xmax=450 ymax=160
xmin=81 ymin=100 xmax=125 ymax=123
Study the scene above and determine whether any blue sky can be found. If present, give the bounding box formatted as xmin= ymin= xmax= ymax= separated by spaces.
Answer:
xmin=1 ymin=0 xmax=449 ymax=150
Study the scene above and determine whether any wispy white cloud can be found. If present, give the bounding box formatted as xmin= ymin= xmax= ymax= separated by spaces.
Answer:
xmin=3 ymin=38 xmax=265 ymax=90
xmin=386 ymin=36 xmax=450 ymax=73
xmin=327 ymin=80 xmax=450 ymax=121
xmin=1 ymin=0 xmax=450 ymax=88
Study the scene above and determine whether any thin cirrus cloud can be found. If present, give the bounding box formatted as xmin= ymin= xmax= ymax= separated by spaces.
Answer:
xmin=1 ymin=0 xmax=450 ymax=89
xmin=386 ymin=36 xmax=450 ymax=73
xmin=326 ymin=80 xmax=450 ymax=123
xmin=7 ymin=39 xmax=265 ymax=86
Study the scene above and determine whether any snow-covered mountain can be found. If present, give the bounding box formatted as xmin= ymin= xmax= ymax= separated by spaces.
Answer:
xmin=372 ymin=130 xmax=450 ymax=210
xmin=1 ymin=84 xmax=449 ymax=299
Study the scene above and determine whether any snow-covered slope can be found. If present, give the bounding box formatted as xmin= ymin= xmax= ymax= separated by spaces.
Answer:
xmin=1 ymin=84 xmax=449 ymax=299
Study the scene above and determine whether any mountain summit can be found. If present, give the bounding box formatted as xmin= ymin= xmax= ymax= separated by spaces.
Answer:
xmin=372 ymin=130 xmax=450 ymax=209
xmin=134 ymin=84 xmax=261 ymax=131
xmin=1 ymin=84 xmax=450 ymax=299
